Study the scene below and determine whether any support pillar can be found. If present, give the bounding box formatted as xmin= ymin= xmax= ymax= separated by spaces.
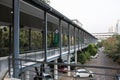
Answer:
xmin=59 ymin=19 xmax=62 ymax=59
xmin=78 ymin=29 xmax=80 ymax=50
xmin=13 ymin=0 xmax=20 ymax=78
xmin=75 ymin=50 xmax=77 ymax=64
xmin=44 ymin=11 xmax=48 ymax=62
xmin=25 ymin=71 xmax=29 ymax=80
xmin=54 ymin=59 xmax=58 ymax=80
xmin=28 ymin=28 xmax=31 ymax=50
xmin=74 ymin=27 xmax=77 ymax=64
xmin=67 ymin=24 xmax=71 ymax=76
xmin=67 ymin=55 xmax=71 ymax=76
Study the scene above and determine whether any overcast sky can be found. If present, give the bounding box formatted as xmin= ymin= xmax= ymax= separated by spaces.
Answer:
xmin=50 ymin=0 xmax=120 ymax=33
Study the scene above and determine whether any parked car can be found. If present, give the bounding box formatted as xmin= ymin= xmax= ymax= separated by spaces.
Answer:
xmin=58 ymin=65 xmax=68 ymax=73
xmin=34 ymin=67 xmax=53 ymax=80
xmin=43 ymin=73 xmax=53 ymax=80
xmin=34 ymin=73 xmax=53 ymax=80
xmin=115 ymin=74 xmax=120 ymax=80
xmin=73 ymin=68 xmax=93 ymax=77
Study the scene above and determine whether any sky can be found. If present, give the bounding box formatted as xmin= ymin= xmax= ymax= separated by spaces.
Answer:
xmin=50 ymin=0 xmax=120 ymax=33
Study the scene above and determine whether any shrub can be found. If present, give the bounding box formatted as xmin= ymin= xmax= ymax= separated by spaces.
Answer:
xmin=77 ymin=51 xmax=86 ymax=64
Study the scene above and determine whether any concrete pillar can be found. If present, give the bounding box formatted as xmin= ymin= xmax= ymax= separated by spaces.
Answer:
xmin=67 ymin=55 xmax=71 ymax=76
xmin=54 ymin=59 xmax=58 ymax=80
xmin=25 ymin=71 xmax=29 ymax=80
xmin=44 ymin=64 xmax=48 ymax=72
xmin=67 ymin=24 xmax=71 ymax=76
xmin=75 ymin=51 xmax=77 ymax=64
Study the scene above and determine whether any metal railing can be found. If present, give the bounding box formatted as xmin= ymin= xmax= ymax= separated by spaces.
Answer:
xmin=8 ymin=58 xmax=120 ymax=80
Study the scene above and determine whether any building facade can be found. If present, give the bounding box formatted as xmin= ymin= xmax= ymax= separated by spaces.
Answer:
xmin=92 ymin=32 xmax=115 ymax=41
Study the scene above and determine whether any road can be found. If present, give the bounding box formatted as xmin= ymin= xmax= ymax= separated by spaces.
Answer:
xmin=60 ymin=48 xmax=120 ymax=80
xmin=86 ymin=48 xmax=120 ymax=80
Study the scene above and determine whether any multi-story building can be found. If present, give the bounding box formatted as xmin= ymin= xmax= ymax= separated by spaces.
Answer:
xmin=92 ymin=32 xmax=115 ymax=41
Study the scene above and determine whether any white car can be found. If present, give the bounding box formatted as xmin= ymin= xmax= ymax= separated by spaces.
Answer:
xmin=43 ymin=73 xmax=53 ymax=80
xmin=73 ymin=69 xmax=93 ymax=77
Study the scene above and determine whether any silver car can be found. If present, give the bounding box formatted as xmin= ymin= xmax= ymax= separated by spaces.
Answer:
xmin=73 ymin=69 xmax=93 ymax=77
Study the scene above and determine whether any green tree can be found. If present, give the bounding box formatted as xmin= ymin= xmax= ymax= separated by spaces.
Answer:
xmin=84 ymin=51 xmax=91 ymax=61
xmin=0 ymin=26 xmax=9 ymax=57
xmin=87 ymin=44 xmax=98 ymax=56
xmin=77 ymin=51 xmax=86 ymax=64
xmin=103 ymin=36 xmax=118 ymax=57
xmin=79 ymin=53 xmax=86 ymax=64
xmin=102 ymin=34 xmax=120 ymax=64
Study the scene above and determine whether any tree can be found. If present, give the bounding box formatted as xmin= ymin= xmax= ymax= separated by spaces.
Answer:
xmin=77 ymin=51 xmax=86 ymax=64
xmin=84 ymin=51 xmax=90 ymax=61
xmin=0 ymin=26 xmax=9 ymax=57
xmin=103 ymin=36 xmax=118 ymax=57
xmin=78 ymin=53 xmax=86 ymax=64
xmin=87 ymin=44 xmax=98 ymax=56
xmin=103 ymin=35 xmax=120 ymax=64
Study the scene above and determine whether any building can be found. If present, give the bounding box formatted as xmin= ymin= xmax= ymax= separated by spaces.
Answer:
xmin=115 ymin=20 xmax=120 ymax=34
xmin=92 ymin=32 xmax=115 ymax=41
xmin=108 ymin=26 xmax=115 ymax=33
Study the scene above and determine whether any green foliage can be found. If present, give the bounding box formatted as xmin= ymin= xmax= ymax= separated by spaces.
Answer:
xmin=84 ymin=51 xmax=91 ymax=61
xmin=0 ymin=26 xmax=9 ymax=57
xmin=77 ymin=43 xmax=97 ymax=64
xmin=77 ymin=50 xmax=86 ymax=64
xmin=103 ymin=34 xmax=120 ymax=64
xmin=97 ymin=41 xmax=103 ymax=48
xmin=103 ymin=36 xmax=118 ymax=57
xmin=87 ymin=44 xmax=98 ymax=56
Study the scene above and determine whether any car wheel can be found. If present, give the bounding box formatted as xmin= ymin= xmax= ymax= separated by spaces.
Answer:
xmin=76 ymin=75 xmax=80 ymax=78
xmin=89 ymin=75 xmax=93 ymax=77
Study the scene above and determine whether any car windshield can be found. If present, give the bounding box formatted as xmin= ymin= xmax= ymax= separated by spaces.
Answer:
xmin=79 ymin=71 xmax=88 ymax=73
xmin=45 ymin=75 xmax=52 ymax=78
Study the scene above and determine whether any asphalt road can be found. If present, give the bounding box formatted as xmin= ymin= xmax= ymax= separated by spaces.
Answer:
xmin=86 ymin=48 xmax=120 ymax=80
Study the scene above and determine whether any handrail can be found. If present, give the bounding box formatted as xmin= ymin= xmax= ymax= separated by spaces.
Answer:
xmin=1 ymin=69 xmax=9 ymax=80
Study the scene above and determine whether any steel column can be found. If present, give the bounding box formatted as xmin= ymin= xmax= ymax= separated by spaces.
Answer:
xmin=44 ymin=11 xmax=48 ymax=62
xmin=81 ymin=31 xmax=83 ymax=50
xmin=83 ymin=31 xmax=85 ymax=48
xmin=8 ymin=25 xmax=12 ymax=77
xmin=68 ymin=24 xmax=70 ymax=57
xmin=59 ymin=19 xmax=62 ymax=59
xmin=67 ymin=24 xmax=70 ymax=76
xmin=28 ymin=28 xmax=31 ymax=50
xmin=74 ymin=27 xmax=77 ymax=63
xmin=78 ymin=29 xmax=80 ymax=50
xmin=13 ymin=0 xmax=20 ymax=78
xmin=74 ymin=27 xmax=76 ymax=52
